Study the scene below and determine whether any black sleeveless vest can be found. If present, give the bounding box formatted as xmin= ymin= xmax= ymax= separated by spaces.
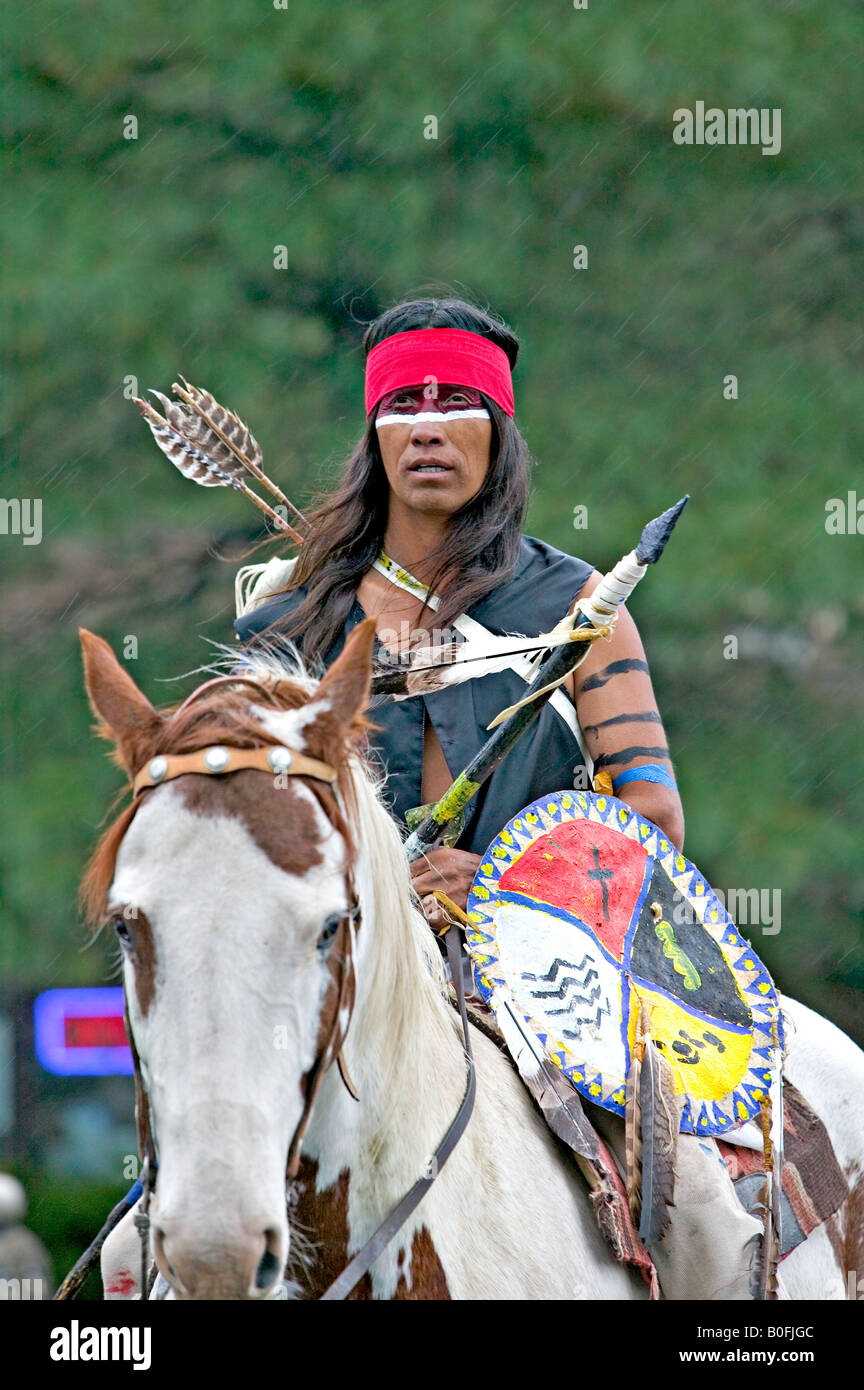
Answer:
xmin=234 ymin=536 xmax=594 ymax=858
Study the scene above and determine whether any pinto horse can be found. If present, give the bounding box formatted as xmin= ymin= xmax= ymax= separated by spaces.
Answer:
xmin=79 ymin=622 xmax=864 ymax=1300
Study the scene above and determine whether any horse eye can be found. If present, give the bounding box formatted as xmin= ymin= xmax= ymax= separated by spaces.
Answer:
xmin=112 ymin=913 xmax=133 ymax=947
xmin=317 ymin=914 xmax=341 ymax=950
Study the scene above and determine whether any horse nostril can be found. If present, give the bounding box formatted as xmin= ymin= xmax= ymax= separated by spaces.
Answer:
xmin=254 ymin=1229 xmax=284 ymax=1292
xmin=152 ymin=1224 xmax=188 ymax=1297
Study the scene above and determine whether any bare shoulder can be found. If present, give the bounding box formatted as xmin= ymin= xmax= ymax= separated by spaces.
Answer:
xmin=563 ymin=569 xmax=684 ymax=849
xmin=563 ymin=570 xmax=647 ymax=701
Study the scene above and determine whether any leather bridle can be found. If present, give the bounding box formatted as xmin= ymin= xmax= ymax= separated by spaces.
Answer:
xmin=124 ymin=676 xmax=475 ymax=1301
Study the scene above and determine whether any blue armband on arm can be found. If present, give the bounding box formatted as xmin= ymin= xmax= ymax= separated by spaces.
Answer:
xmin=611 ymin=763 xmax=678 ymax=794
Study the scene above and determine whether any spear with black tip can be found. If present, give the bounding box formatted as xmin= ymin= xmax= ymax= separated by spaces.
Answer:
xmin=402 ymin=496 xmax=689 ymax=863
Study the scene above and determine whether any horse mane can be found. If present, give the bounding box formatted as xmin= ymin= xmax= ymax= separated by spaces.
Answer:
xmin=340 ymin=754 xmax=462 ymax=1134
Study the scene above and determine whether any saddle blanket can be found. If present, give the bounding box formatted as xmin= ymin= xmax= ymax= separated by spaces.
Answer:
xmin=717 ymin=1081 xmax=849 ymax=1259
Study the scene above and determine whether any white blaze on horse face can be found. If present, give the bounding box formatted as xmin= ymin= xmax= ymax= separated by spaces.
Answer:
xmin=252 ymin=700 xmax=331 ymax=753
xmin=109 ymin=780 xmax=350 ymax=1297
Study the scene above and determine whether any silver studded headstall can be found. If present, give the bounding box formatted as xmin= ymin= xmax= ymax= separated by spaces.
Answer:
xmin=132 ymin=744 xmax=337 ymax=797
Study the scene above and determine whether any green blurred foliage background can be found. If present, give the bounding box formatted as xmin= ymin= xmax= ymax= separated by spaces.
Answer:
xmin=2 ymin=0 xmax=862 ymax=1056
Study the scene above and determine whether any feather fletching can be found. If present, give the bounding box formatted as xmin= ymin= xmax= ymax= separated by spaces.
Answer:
xmin=624 ymin=1003 xmax=681 ymax=1247
xmin=147 ymin=390 xmax=260 ymax=489
xmin=496 ymin=995 xmax=599 ymax=1160
xmin=174 ymin=377 xmax=265 ymax=475
xmin=638 ymin=1037 xmax=681 ymax=1245
xmin=368 ymin=630 xmax=595 ymax=703
xmin=133 ymin=385 xmax=304 ymax=540
xmin=624 ymin=1021 xmax=644 ymax=1226
xmin=133 ymin=398 xmax=241 ymax=489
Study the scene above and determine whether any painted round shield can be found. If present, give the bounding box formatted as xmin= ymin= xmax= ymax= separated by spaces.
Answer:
xmin=466 ymin=790 xmax=782 ymax=1137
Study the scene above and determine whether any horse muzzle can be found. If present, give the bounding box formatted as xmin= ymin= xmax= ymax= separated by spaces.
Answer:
xmin=152 ymin=1215 xmax=286 ymax=1300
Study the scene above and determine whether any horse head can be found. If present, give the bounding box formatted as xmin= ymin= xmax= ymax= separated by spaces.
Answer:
xmin=79 ymin=620 xmax=376 ymax=1299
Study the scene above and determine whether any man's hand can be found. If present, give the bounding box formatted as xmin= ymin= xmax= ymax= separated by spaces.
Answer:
xmin=410 ymin=847 xmax=483 ymax=930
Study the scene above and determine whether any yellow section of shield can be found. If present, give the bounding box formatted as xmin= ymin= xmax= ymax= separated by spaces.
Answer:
xmin=628 ymin=984 xmax=752 ymax=1102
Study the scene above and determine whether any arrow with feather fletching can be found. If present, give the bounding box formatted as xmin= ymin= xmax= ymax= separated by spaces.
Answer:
xmin=366 ymin=621 xmax=611 ymax=703
xmin=496 ymin=993 xmax=600 ymax=1160
xmin=133 ymin=378 xmax=307 ymax=544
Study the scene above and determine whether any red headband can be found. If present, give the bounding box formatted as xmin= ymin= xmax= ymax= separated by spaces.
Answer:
xmin=365 ymin=328 xmax=514 ymax=417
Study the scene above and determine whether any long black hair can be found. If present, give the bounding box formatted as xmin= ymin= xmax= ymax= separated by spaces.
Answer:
xmin=272 ymin=295 xmax=532 ymax=662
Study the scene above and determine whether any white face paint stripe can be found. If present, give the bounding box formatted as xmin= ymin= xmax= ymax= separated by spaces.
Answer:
xmin=375 ymin=408 xmax=490 ymax=428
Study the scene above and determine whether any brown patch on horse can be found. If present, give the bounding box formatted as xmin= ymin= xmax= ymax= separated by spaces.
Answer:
xmin=290 ymin=1161 xmax=372 ymax=1300
xmin=175 ymin=772 xmax=326 ymax=878
xmin=393 ymin=1228 xmax=450 ymax=1300
xmin=127 ymin=907 xmax=158 ymax=1017
xmin=826 ymin=1162 xmax=864 ymax=1297
xmin=290 ymin=1159 xmax=449 ymax=1300
xmin=81 ymin=801 xmax=139 ymax=929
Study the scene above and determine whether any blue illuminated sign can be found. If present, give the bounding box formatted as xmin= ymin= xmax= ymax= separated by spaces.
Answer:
xmin=34 ymin=988 xmax=133 ymax=1076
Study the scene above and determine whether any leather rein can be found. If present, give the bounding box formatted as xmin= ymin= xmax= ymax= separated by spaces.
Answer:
xmin=127 ymin=674 xmax=476 ymax=1301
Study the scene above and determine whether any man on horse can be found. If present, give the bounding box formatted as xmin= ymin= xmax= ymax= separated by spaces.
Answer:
xmin=235 ymin=298 xmax=683 ymax=908
xmin=234 ymin=295 xmax=764 ymax=1298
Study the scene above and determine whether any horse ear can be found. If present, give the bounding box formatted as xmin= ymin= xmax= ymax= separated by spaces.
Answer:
xmin=79 ymin=628 xmax=164 ymax=777
xmin=302 ymin=617 xmax=376 ymax=759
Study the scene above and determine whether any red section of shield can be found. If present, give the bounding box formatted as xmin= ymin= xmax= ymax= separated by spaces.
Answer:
xmin=498 ymin=819 xmax=649 ymax=961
